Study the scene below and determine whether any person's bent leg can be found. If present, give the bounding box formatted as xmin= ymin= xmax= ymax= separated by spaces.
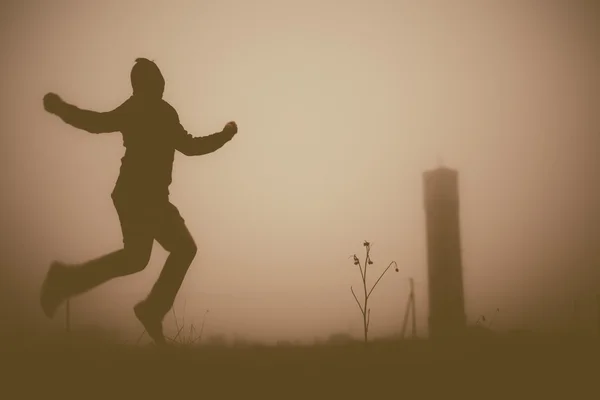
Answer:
xmin=41 ymin=242 xmax=153 ymax=319
xmin=66 ymin=242 xmax=153 ymax=295
xmin=41 ymin=202 xmax=155 ymax=319
xmin=134 ymin=233 xmax=195 ymax=347
xmin=139 ymin=203 xmax=197 ymax=320
xmin=64 ymin=199 xmax=156 ymax=297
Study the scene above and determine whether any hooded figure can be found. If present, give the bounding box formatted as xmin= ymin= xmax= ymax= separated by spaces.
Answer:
xmin=40 ymin=57 xmax=238 ymax=345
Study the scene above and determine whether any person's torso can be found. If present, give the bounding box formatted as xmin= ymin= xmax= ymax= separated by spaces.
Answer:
xmin=112 ymin=97 xmax=179 ymax=201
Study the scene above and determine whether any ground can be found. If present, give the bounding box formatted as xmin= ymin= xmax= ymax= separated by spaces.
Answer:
xmin=2 ymin=333 xmax=598 ymax=399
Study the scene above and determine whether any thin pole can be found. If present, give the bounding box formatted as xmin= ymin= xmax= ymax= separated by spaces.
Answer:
xmin=410 ymin=278 xmax=417 ymax=338
xmin=401 ymin=278 xmax=416 ymax=339
xmin=66 ymin=299 xmax=71 ymax=334
xmin=597 ymin=294 xmax=600 ymax=337
xmin=573 ymin=299 xmax=579 ymax=335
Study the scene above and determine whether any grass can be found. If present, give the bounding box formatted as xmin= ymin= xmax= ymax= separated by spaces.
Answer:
xmin=2 ymin=331 xmax=598 ymax=399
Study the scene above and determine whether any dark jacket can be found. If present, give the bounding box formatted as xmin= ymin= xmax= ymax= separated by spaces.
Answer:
xmin=54 ymin=95 xmax=235 ymax=202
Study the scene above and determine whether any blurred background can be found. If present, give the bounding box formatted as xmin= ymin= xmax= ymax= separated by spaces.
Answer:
xmin=0 ymin=0 xmax=598 ymax=344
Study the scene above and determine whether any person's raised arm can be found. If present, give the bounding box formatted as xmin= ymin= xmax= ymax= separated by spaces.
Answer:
xmin=43 ymin=93 xmax=128 ymax=134
xmin=173 ymin=118 xmax=238 ymax=157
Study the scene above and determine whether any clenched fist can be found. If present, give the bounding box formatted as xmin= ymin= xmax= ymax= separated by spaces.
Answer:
xmin=43 ymin=93 xmax=65 ymax=115
xmin=223 ymin=121 xmax=238 ymax=135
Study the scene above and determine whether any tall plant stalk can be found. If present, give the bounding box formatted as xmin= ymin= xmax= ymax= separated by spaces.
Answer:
xmin=350 ymin=241 xmax=398 ymax=344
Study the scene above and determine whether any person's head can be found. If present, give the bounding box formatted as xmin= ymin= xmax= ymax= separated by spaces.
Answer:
xmin=130 ymin=58 xmax=165 ymax=98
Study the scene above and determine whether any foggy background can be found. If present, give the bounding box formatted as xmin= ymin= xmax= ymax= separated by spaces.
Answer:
xmin=0 ymin=0 xmax=599 ymax=344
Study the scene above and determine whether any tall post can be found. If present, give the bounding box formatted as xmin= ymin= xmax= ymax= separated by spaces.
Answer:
xmin=423 ymin=167 xmax=466 ymax=339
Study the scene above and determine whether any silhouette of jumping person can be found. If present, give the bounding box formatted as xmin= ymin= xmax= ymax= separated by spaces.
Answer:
xmin=40 ymin=58 xmax=238 ymax=345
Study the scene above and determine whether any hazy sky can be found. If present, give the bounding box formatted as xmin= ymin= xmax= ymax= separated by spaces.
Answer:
xmin=1 ymin=0 xmax=599 ymax=343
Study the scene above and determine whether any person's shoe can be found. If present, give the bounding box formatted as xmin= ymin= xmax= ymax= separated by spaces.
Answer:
xmin=40 ymin=261 xmax=69 ymax=319
xmin=134 ymin=301 xmax=166 ymax=346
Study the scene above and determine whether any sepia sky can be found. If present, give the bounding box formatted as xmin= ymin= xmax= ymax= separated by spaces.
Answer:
xmin=0 ymin=0 xmax=599 ymax=343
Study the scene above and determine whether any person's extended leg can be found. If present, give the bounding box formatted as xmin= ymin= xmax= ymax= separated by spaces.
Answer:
xmin=40 ymin=199 xmax=155 ymax=319
xmin=134 ymin=202 xmax=197 ymax=339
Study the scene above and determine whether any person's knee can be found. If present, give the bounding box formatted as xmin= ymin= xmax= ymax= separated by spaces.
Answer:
xmin=184 ymin=240 xmax=198 ymax=260
xmin=122 ymin=247 xmax=152 ymax=273
xmin=177 ymin=239 xmax=197 ymax=262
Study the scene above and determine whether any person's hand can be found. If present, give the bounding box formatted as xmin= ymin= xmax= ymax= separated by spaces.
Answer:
xmin=223 ymin=121 xmax=237 ymax=135
xmin=43 ymin=93 xmax=64 ymax=115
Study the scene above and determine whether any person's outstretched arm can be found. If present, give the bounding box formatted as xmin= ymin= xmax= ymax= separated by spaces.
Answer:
xmin=43 ymin=93 xmax=127 ymax=134
xmin=173 ymin=117 xmax=238 ymax=157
